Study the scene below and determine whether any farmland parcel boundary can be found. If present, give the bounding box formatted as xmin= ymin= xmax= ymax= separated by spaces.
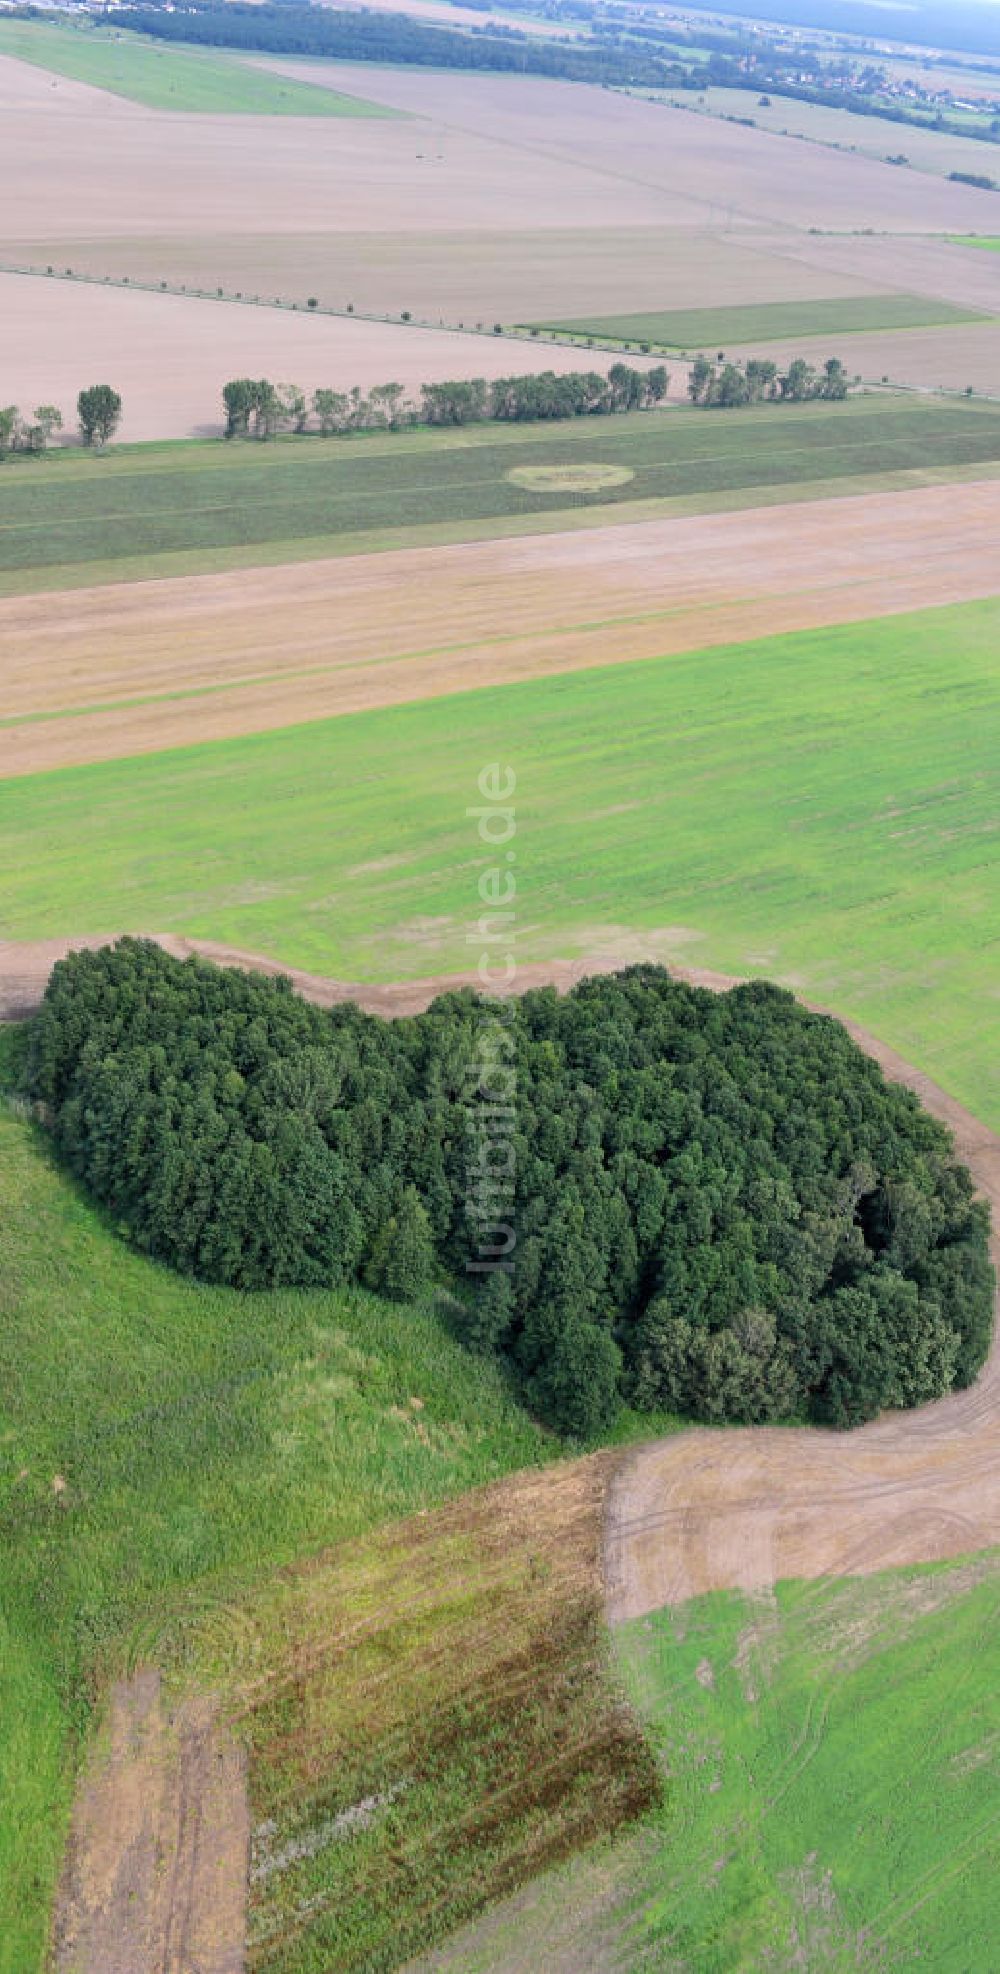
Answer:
xmin=2 ymin=594 xmax=999 ymax=1123
xmin=524 ymin=293 xmax=993 ymax=349
xmin=4 ymin=397 xmax=1000 ymax=595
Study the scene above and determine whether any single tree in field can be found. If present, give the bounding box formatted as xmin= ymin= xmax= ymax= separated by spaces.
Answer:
xmin=688 ymin=355 xmax=716 ymax=404
xmin=745 ymin=358 xmax=778 ymax=403
xmin=312 ymin=388 xmax=349 ymax=435
xmin=32 ymin=405 xmax=63 ymax=451
xmin=222 ymin=377 xmax=256 ymax=438
xmin=820 ymin=357 xmax=849 ymax=401
xmin=780 ymin=358 xmax=817 ymax=403
xmin=78 ymin=385 xmax=122 ymax=448
xmin=276 ymin=383 xmax=308 ymax=433
xmin=381 ymin=1186 xmax=436 ymax=1303
xmin=369 ymin=381 xmax=408 ymax=429
xmin=0 ymin=405 xmax=22 ymax=455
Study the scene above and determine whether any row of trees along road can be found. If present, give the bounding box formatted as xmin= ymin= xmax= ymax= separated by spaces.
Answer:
xmin=0 ymin=386 xmax=122 ymax=456
xmin=689 ymin=354 xmax=850 ymax=406
xmin=222 ymin=365 xmax=669 ymax=438
xmin=29 ymin=942 xmax=993 ymax=1441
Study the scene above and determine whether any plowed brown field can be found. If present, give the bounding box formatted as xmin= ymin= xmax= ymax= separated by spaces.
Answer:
xmin=5 ymin=477 xmax=1000 ymax=778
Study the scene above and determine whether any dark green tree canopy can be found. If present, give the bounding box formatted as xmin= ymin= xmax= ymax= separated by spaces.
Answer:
xmin=28 ymin=942 xmax=993 ymax=1436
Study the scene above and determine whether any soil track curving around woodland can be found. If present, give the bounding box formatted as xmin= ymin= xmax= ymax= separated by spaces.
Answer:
xmin=4 ymin=929 xmax=998 ymax=1627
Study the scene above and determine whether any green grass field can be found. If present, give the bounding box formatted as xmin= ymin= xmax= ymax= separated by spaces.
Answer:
xmin=0 ymin=1090 xmax=554 ymax=1974
xmin=3 ymin=596 xmax=999 ymax=1129
xmin=525 ymin=295 xmax=989 ymax=348
xmin=0 ymin=20 xmax=389 ymax=115
xmin=951 ymin=235 xmax=1000 ymax=252
xmin=426 ymin=1554 xmax=1000 ymax=1969
xmin=4 ymin=398 xmax=1000 ymax=593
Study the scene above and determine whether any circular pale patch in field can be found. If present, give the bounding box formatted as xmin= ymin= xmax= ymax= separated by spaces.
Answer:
xmin=506 ymin=462 xmax=635 ymax=495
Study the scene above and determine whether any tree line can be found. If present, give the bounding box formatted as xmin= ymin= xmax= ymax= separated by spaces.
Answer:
xmin=0 ymin=385 xmax=121 ymax=456
xmin=110 ymin=1 xmax=681 ymax=88
xmin=689 ymin=354 xmax=850 ymax=407
xmin=28 ymin=942 xmax=993 ymax=1440
xmin=222 ymin=365 xmax=669 ymax=438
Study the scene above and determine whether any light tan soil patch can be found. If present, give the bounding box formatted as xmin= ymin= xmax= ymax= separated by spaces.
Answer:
xmin=52 ymin=1668 xmax=248 ymax=1974
xmin=506 ymin=462 xmax=635 ymax=493
xmin=4 ymin=477 xmax=1000 ymax=778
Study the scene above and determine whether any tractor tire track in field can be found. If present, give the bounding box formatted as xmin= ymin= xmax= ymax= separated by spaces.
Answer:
xmin=5 ymin=931 xmax=998 ymax=1625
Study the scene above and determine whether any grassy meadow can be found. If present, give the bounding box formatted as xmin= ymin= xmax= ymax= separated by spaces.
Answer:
xmin=0 ymin=19 xmax=387 ymax=116
xmin=0 ymin=1086 xmax=585 ymax=1973
xmin=3 ymin=398 xmax=1000 ymax=593
xmin=423 ymin=1554 xmax=1000 ymax=1970
xmin=526 ymin=294 xmax=988 ymax=348
xmin=3 ymin=597 xmax=999 ymax=1126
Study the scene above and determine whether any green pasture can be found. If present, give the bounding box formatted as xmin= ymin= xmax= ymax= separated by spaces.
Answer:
xmin=525 ymin=293 xmax=988 ymax=348
xmin=3 ymin=596 xmax=999 ymax=1127
xmin=4 ymin=398 xmax=1000 ymax=593
xmin=425 ymin=1554 xmax=1000 ymax=1970
xmin=0 ymin=1089 xmax=547 ymax=1973
xmin=951 ymin=235 xmax=1000 ymax=250
xmin=0 ymin=19 xmax=389 ymax=115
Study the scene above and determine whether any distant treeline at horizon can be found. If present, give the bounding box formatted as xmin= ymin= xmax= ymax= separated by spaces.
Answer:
xmin=96 ymin=0 xmax=684 ymax=88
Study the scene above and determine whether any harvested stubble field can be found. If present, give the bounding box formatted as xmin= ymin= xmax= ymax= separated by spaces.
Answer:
xmin=3 ymin=594 xmax=999 ymax=1130
xmin=2 ymin=47 xmax=999 ymax=374
xmin=0 ymin=271 xmax=673 ymax=446
xmin=3 ymin=397 xmax=999 ymax=595
xmin=4 ymin=474 xmax=1000 ymax=777
xmin=728 ymin=317 xmax=1000 ymax=395
xmin=648 ymin=82 xmax=1000 ymax=183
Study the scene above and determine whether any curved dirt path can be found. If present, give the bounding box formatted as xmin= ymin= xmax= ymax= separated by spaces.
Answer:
xmin=4 ymin=933 xmax=998 ymax=1618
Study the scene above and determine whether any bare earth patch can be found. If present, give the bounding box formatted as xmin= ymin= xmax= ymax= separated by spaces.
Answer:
xmin=5 ymin=477 xmax=1000 ymax=777
xmin=52 ymin=1669 xmax=248 ymax=1974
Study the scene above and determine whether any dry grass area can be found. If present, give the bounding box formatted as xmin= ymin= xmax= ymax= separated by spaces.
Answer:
xmin=5 ymin=476 xmax=1000 ymax=777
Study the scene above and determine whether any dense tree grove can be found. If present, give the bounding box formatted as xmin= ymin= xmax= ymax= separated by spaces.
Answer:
xmin=29 ymin=943 xmax=993 ymax=1437
xmin=222 ymin=365 xmax=669 ymax=438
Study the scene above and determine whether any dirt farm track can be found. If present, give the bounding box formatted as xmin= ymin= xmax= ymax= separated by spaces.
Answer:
xmin=4 ymin=932 xmax=999 ymax=1628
